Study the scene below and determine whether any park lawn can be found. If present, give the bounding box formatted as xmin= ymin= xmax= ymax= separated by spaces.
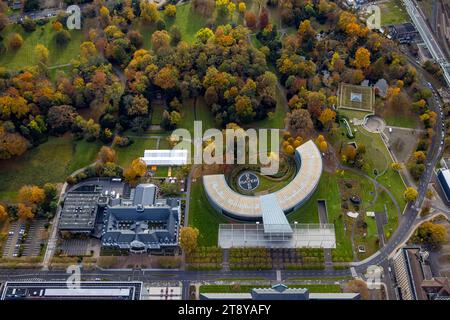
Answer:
xmin=188 ymin=180 xmax=229 ymax=246
xmin=379 ymin=0 xmax=410 ymax=26
xmin=164 ymin=3 xmax=207 ymax=44
xmin=151 ymin=102 xmax=166 ymax=125
xmin=288 ymin=171 xmax=340 ymax=224
xmin=383 ymin=113 xmax=419 ymax=129
xmin=373 ymin=188 xmax=399 ymax=240
xmin=199 ymin=284 xmax=342 ymax=293
xmin=114 ymin=136 xmax=158 ymax=167
xmin=66 ymin=139 xmax=102 ymax=174
xmin=0 ymin=22 xmax=84 ymax=69
xmin=195 ymin=97 xmax=216 ymax=131
xmin=0 ymin=136 xmax=100 ymax=202
xmin=177 ymin=99 xmax=197 ymax=135
xmin=155 ymin=166 xmax=169 ymax=177
xmin=377 ymin=167 xmax=407 ymax=214
xmin=338 ymin=109 xmax=372 ymax=121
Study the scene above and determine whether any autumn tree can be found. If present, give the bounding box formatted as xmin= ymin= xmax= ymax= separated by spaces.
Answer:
xmin=98 ymin=146 xmax=116 ymax=164
xmin=55 ymin=29 xmax=71 ymax=45
xmin=0 ymin=126 xmax=28 ymax=159
xmin=285 ymin=109 xmax=313 ymax=136
xmin=164 ymin=4 xmax=177 ymax=17
xmin=0 ymin=204 xmax=7 ymax=221
xmin=391 ymin=162 xmax=403 ymax=171
xmin=404 ymin=187 xmax=418 ymax=202
xmin=35 ymin=44 xmax=49 ymax=66
xmin=354 ymin=47 xmax=371 ymax=69
xmin=342 ymin=144 xmax=357 ymax=161
xmin=195 ymin=27 xmax=214 ymax=44
xmin=8 ymin=33 xmax=23 ymax=50
xmin=238 ymin=2 xmax=246 ymax=13
xmin=151 ymin=30 xmax=171 ymax=52
xmin=179 ymin=226 xmax=199 ymax=254
xmin=154 ymin=66 xmax=178 ymax=90
xmin=123 ymin=158 xmax=147 ymax=185
xmin=319 ymin=108 xmax=336 ymax=130
xmin=413 ymin=221 xmax=447 ymax=248
xmin=244 ymin=11 xmax=257 ymax=29
xmin=140 ymin=1 xmax=159 ymax=25
xmin=47 ymin=105 xmax=78 ymax=134
xmin=18 ymin=185 xmax=45 ymax=205
xmin=18 ymin=203 xmax=34 ymax=221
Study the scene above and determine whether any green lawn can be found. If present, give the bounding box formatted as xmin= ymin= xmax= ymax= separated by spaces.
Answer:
xmin=287 ymin=172 xmax=340 ymax=224
xmin=0 ymin=22 xmax=84 ymax=69
xmin=383 ymin=113 xmax=419 ymax=129
xmin=177 ymin=99 xmax=197 ymax=135
xmin=195 ymin=97 xmax=216 ymax=131
xmin=380 ymin=0 xmax=411 ymax=26
xmin=199 ymin=284 xmax=342 ymax=293
xmin=114 ymin=136 xmax=158 ymax=167
xmin=165 ymin=3 xmax=207 ymax=44
xmin=188 ymin=180 xmax=229 ymax=246
xmin=0 ymin=136 xmax=101 ymax=202
xmin=151 ymin=102 xmax=166 ymax=125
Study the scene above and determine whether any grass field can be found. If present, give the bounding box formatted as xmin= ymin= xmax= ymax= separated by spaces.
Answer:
xmin=188 ymin=180 xmax=229 ymax=246
xmin=151 ymin=102 xmax=166 ymax=126
xmin=380 ymin=0 xmax=411 ymax=26
xmin=114 ymin=136 xmax=158 ymax=167
xmin=165 ymin=3 xmax=207 ymax=44
xmin=383 ymin=113 xmax=419 ymax=129
xmin=0 ymin=136 xmax=101 ymax=202
xmin=0 ymin=22 xmax=84 ymax=69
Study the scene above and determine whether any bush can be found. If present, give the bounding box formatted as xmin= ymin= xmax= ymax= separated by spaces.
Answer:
xmin=55 ymin=29 xmax=71 ymax=45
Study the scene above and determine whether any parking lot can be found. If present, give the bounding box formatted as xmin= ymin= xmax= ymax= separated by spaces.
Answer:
xmin=2 ymin=220 xmax=48 ymax=258
xmin=59 ymin=238 xmax=101 ymax=257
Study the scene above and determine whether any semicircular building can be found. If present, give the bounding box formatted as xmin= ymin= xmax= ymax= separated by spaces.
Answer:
xmin=203 ymin=140 xmax=323 ymax=221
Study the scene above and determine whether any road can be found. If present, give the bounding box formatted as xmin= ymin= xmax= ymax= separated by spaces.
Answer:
xmin=402 ymin=0 xmax=450 ymax=87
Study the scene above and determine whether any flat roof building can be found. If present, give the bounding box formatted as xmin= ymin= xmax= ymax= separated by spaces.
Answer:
xmin=203 ymin=140 xmax=334 ymax=248
xmin=58 ymin=191 xmax=100 ymax=233
xmin=437 ymin=169 xmax=450 ymax=202
xmin=141 ymin=149 xmax=188 ymax=166
xmin=203 ymin=140 xmax=322 ymax=220
xmin=200 ymin=284 xmax=360 ymax=300
xmin=1 ymin=282 xmax=143 ymax=300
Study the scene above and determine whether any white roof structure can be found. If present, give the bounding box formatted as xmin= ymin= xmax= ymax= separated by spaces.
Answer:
xmin=203 ymin=140 xmax=322 ymax=219
xmin=141 ymin=149 xmax=188 ymax=166
xmin=260 ymin=194 xmax=293 ymax=235
xmin=218 ymin=223 xmax=336 ymax=249
xmin=44 ymin=288 xmax=131 ymax=297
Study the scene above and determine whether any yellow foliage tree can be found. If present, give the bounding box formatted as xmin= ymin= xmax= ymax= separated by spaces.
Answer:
xmin=179 ymin=226 xmax=199 ymax=254
xmin=18 ymin=203 xmax=34 ymax=221
xmin=354 ymin=47 xmax=371 ymax=69
xmin=404 ymin=187 xmax=418 ymax=202
xmin=18 ymin=185 xmax=45 ymax=205
xmin=0 ymin=204 xmax=7 ymax=221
